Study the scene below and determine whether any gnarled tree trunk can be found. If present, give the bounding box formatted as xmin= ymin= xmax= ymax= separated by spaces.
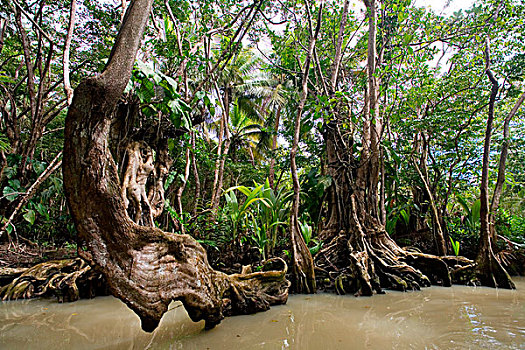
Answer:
xmin=316 ymin=0 xmax=455 ymax=295
xmin=63 ymin=0 xmax=289 ymax=332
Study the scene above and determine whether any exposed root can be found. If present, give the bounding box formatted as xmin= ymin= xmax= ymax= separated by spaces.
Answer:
xmin=121 ymin=141 xmax=155 ymax=226
xmin=223 ymin=258 xmax=290 ymax=318
xmin=401 ymin=252 xmax=450 ymax=287
xmin=476 ymin=245 xmax=515 ymax=289
xmin=316 ymin=194 xmax=470 ymax=296
xmin=290 ymin=217 xmax=316 ymax=294
xmin=0 ymin=266 xmax=28 ymax=286
xmin=0 ymin=258 xmax=106 ymax=302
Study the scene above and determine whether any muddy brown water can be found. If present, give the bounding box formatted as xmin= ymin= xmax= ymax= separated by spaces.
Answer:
xmin=1 ymin=277 xmax=524 ymax=349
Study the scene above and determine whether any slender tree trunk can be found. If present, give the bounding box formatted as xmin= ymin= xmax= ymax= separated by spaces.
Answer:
xmin=489 ymin=91 xmax=525 ymax=234
xmin=63 ymin=0 xmax=77 ymax=105
xmin=329 ymin=0 xmax=349 ymax=93
xmin=210 ymin=113 xmax=224 ymax=209
xmin=211 ymin=89 xmax=231 ymax=212
xmin=412 ymin=157 xmax=447 ymax=255
xmin=13 ymin=6 xmax=37 ymax=178
xmin=191 ymin=131 xmax=201 ymax=216
xmin=268 ymin=106 xmax=281 ymax=189
xmin=476 ymin=41 xmax=515 ymax=289
xmin=120 ymin=0 xmax=129 ymax=23
xmin=63 ymin=0 xmax=289 ymax=333
xmin=0 ymin=18 xmax=7 ymax=54
xmin=0 ymin=150 xmax=6 ymax=184
xmin=12 ymin=2 xmax=56 ymax=180
xmin=353 ymin=0 xmax=381 ymax=220
xmin=0 ymin=152 xmax=62 ymax=239
xmin=175 ymin=147 xmax=191 ymax=233
xmin=289 ymin=0 xmax=322 ymax=294
xmin=379 ymin=148 xmax=386 ymax=226
xmin=210 ymin=85 xmax=229 ymax=212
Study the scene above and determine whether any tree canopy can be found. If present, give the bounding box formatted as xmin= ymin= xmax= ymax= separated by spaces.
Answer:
xmin=1 ymin=0 xmax=525 ymax=331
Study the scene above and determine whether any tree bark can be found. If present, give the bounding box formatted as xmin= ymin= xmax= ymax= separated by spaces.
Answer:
xmin=329 ymin=0 xmax=349 ymax=93
xmin=191 ymin=131 xmax=201 ymax=216
xmin=489 ymin=91 xmax=525 ymax=233
xmin=63 ymin=0 xmax=77 ymax=105
xmin=316 ymin=0 xmax=452 ymax=295
xmin=148 ymin=138 xmax=173 ymax=219
xmin=210 ymin=84 xmax=230 ymax=212
xmin=212 ymin=88 xmax=232 ymax=212
xmin=289 ymin=0 xmax=322 ymax=294
xmin=63 ymin=0 xmax=289 ymax=332
xmin=268 ymin=106 xmax=281 ymax=189
xmin=476 ymin=41 xmax=515 ymax=289
xmin=175 ymin=146 xmax=191 ymax=233
xmin=379 ymin=147 xmax=386 ymax=226
xmin=412 ymin=156 xmax=447 ymax=256
xmin=120 ymin=141 xmax=155 ymax=226
xmin=0 ymin=18 xmax=6 ymax=54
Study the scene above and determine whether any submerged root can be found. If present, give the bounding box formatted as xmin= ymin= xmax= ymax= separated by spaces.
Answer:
xmin=476 ymin=247 xmax=515 ymax=289
xmin=0 ymin=258 xmax=106 ymax=302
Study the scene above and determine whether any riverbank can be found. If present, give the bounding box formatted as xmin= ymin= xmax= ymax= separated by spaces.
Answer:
xmin=1 ymin=277 xmax=524 ymax=349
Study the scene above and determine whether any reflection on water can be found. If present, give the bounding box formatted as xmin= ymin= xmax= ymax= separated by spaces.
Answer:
xmin=1 ymin=277 xmax=524 ymax=349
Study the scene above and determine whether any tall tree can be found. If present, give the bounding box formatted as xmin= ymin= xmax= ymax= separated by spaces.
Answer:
xmin=288 ymin=0 xmax=322 ymax=294
xmin=476 ymin=39 xmax=515 ymax=289
xmin=316 ymin=0 xmax=453 ymax=295
xmin=63 ymin=0 xmax=289 ymax=332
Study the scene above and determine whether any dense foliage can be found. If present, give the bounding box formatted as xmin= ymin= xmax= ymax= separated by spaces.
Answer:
xmin=1 ymin=0 xmax=524 ymax=274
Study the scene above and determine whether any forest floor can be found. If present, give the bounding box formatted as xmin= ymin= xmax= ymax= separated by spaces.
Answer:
xmin=0 ymin=243 xmax=77 ymax=268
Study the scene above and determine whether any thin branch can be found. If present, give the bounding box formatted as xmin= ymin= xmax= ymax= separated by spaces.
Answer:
xmin=0 ymin=152 xmax=63 ymax=238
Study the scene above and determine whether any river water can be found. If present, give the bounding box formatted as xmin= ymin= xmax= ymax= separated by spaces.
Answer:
xmin=1 ymin=277 xmax=524 ymax=349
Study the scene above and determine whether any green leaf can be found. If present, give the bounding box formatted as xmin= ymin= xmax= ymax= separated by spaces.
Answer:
xmin=470 ymin=199 xmax=481 ymax=225
xmin=23 ymin=209 xmax=36 ymax=225
xmin=135 ymin=60 xmax=155 ymax=78
xmin=32 ymin=160 xmax=46 ymax=175
xmin=0 ymin=75 xmax=16 ymax=84
xmin=400 ymin=209 xmax=410 ymax=226
xmin=163 ymin=15 xmax=173 ymax=34
xmin=6 ymin=222 xmax=14 ymax=235
xmin=449 ymin=236 xmax=460 ymax=256
xmin=3 ymin=186 xmax=18 ymax=201
xmin=8 ymin=179 xmax=21 ymax=190
xmin=195 ymin=91 xmax=206 ymax=100
xmin=164 ymin=76 xmax=178 ymax=92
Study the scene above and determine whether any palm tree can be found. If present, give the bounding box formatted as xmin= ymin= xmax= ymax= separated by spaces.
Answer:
xmin=228 ymin=99 xmax=269 ymax=164
xmin=209 ymin=49 xmax=281 ymax=210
